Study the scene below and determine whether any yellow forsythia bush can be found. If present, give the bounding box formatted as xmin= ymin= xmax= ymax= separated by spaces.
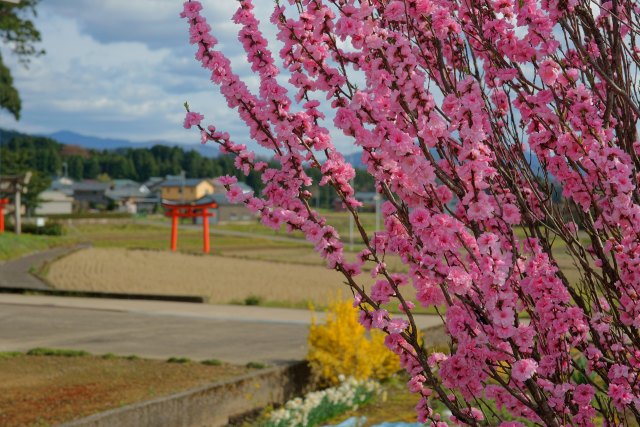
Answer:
xmin=307 ymin=298 xmax=400 ymax=385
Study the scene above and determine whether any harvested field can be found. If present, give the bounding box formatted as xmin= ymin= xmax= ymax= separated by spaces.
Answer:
xmin=0 ymin=353 xmax=249 ymax=427
xmin=47 ymin=248 xmax=375 ymax=306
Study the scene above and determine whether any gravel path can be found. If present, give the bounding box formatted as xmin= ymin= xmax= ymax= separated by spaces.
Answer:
xmin=0 ymin=244 xmax=88 ymax=290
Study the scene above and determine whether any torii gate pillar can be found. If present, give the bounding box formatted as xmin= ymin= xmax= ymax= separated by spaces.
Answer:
xmin=0 ymin=198 xmax=8 ymax=233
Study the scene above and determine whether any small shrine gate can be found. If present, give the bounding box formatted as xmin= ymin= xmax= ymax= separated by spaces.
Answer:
xmin=0 ymin=198 xmax=8 ymax=233
xmin=161 ymin=197 xmax=217 ymax=253
xmin=0 ymin=173 xmax=31 ymax=235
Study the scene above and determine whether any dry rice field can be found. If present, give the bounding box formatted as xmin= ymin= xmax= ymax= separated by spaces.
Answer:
xmin=47 ymin=248 xmax=376 ymax=307
xmin=0 ymin=353 xmax=249 ymax=427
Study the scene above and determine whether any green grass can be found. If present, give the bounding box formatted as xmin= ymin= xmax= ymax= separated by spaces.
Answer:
xmin=101 ymin=353 xmax=119 ymax=360
xmin=176 ymin=210 xmax=380 ymax=245
xmin=325 ymin=377 xmax=418 ymax=426
xmin=0 ymin=351 xmax=22 ymax=360
xmin=26 ymin=347 xmax=90 ymax=357
xmin=167 ymin=357 xmax=192 ymax=364
xmin=69 ymin=222 xmax=307 ymax=254
xmin=201 ymin=358 xmax=223 ymax=366
xmin=48 ymin=212 xmax=133 ymax=220
xmin=324 ymin=375 xmax=537 ymax=426
xmin=0 ymin=232 xmax=73 ymax=261
xmin=246 ymin=361 xmax=267 ymax=369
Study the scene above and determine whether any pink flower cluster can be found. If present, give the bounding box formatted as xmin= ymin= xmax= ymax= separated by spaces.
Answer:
xmin=180 ymin=0 xmax=640 ymax=424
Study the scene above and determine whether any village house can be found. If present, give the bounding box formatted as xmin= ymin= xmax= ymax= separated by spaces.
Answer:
xmin=105 ymin=180 xmax=152 ymax=214
xmin=160 ymin=178 xmax=214 ymax=202
xmin=34 ymin=190 xmax=74 ymax=215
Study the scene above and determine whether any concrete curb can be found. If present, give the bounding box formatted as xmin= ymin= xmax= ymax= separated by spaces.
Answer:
xmin=0 ymin=287 xmax=206 ymax=303
xmin=58 ymin=361 xmax=311 ymax=427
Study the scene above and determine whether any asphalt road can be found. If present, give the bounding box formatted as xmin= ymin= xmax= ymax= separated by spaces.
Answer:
xmin=0 ymin=294 xmax=442 ymax=365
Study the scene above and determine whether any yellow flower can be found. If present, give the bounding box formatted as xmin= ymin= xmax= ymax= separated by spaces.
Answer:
xmin=307 ymin=297 xmax=400 ymax=385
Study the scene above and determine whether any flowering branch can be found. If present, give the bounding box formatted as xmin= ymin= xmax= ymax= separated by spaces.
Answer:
xmin=180 ymin=0 xmax=640 ymax=425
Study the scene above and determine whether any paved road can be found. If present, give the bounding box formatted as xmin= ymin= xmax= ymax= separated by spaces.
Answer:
xmin=0 ymin=244 xmax=89 ymax=290
xmin=0 ymin=294 xmax=442 ymax=365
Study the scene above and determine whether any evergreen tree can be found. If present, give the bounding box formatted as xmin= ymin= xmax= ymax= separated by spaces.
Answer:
xmin=0 ymin=0 xmax=44 ymax=120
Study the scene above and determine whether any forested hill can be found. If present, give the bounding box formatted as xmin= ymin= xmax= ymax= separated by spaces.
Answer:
xmin=0 ymin=128 xmax=263 ymax=188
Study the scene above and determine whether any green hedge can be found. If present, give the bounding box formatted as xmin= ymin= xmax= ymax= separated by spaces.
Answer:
xmin=47 ymin=212 xmax=133 ymax=220
xmin=6 ymin=222 xmax=65 ymax=236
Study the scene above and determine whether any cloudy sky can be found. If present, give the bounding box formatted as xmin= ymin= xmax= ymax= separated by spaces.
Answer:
xmin=0 ymin=0 xmax=325 ymax=150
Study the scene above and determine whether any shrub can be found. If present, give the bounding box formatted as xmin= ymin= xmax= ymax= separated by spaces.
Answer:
xmin=246 ymin=361 xmax=267 ymax=369
xmin=244 ymin=294 xmax=262 ymax=306
xmin=201 ymin=358 xmax=222 ymax=366
xmin=167 ymin=357 xmax=191 ymax=364
xmin=7 ymin=222 xmax=64 ymax=236
xmin=48 ymin=212 xmax=132 ymax=220
xmin=0 ymin=351 xmax=22 ymax=360
xmin=26 ymin=348 xmax=89 ymax=357
xmin=101 ymin=353 xmax=118 ymax=360
xmin=307 ymin=299 xmax=399 ymax=385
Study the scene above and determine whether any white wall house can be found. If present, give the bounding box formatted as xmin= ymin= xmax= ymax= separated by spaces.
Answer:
xmin=35 ymin=190 xmax=73 ymax=215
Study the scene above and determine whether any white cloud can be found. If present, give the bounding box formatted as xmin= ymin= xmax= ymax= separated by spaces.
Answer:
xmin=0 ymin=0 xmax=357 ymax=155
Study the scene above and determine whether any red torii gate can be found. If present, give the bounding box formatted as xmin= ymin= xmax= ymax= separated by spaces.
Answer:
xmin=0 ymin=198 xmax=8 ymax=233
xmin=161 ymin=198 xmax=217 ymax=253
xmin=0 ymin=173 xmax=31 ymax=235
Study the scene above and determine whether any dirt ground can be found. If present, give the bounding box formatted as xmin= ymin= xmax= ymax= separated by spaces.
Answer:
xmin=0 ymin=354 xmax=250 ymax=427
xmin=46 ymin=248 xmax=376 ymax=306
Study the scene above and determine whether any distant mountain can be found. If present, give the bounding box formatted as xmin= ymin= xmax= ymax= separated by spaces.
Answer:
xmin=344 ymin=151 xmax=364 ymax=169
xmin=45 ymin=130 xmax=544 ymax=175
xmin=48 ymin=130 xmax=139 ymax=150
xmin=48 ymin=130 xmax=219 ymax=158
xmin=341 ymin=148 xmax=546 ymax=177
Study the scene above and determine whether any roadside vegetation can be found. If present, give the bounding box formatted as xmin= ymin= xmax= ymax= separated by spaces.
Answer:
xmin=0 ymin=232 xmax=74 ymax=261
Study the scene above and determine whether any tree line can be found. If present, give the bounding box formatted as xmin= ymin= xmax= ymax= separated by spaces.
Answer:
xmin=0 ymin=129 xmax=375 ymax=211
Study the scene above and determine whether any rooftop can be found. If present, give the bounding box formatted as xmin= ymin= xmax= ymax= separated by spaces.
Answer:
xmin=160 ymin=178 xmax=210 ymax=188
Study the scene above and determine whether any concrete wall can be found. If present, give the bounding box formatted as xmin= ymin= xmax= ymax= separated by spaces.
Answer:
xmin=35 ymin=200 xmax=73 ymax=215
xmin=55 ymin=218 xmax=133 ymax=226
xmin=216 ymin=205 xmax=256 ymax=223
xmin=59 ymin=362 xmax=311 ymax=427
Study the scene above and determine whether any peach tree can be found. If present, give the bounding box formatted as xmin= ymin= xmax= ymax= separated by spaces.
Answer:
xmin=181 ymin=0 xmax=640 ymax=425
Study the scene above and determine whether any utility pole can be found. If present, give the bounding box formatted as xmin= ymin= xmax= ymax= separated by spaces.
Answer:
xmin=180 ymin=170 xmax=186 ymax=204
xmin=16 ymin=172 xmax=31 ymax=235
xmin=14 ymin=190 xmax=20 ymax=235
xmin=0 ymin=172 xmax=31 ymax=235
xmin=349 ymin=178 xmax=355 ymax=251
